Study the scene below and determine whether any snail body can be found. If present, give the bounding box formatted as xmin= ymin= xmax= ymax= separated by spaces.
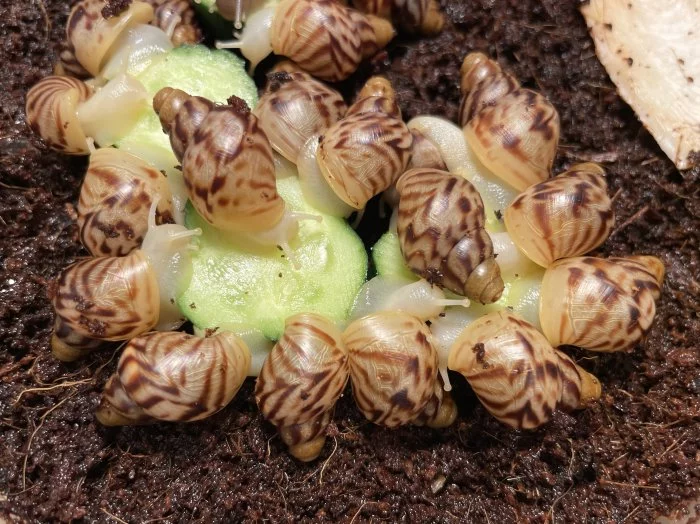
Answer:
xmin=448 ymin=310 xmax=601 ymax=429
xmin=396 ymin=168 xmax=505 ymax=304
xmin=460 ymin=52 xmax=560 ymax=192
xmin=96 ymin=331 xmax=250 ymax=425
xmin=351 ymin=0 xmax=444 ymax=35
xmin=255 ymin=313 xmax=349 ymax=461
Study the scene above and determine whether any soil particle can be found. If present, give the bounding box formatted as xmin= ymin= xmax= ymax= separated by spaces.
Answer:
xmin=1 ymin=1 xmax=699 ymax=523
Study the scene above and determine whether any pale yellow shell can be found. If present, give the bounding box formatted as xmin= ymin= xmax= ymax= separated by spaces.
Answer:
xmin=96 ymin=331 xmax=250 ymax=425
xmin=51 ymin=250 xmax=160 ymax=344
xmin=346 ymin=76 xmax=401 ymax=119
xmin=352 ymin=0 xmax=444 ymax=35
xmin=253 ymin=72 xmax=347 ymax=163
xmin=396 ymin=168 xmax=504 ymax=303
xmin=25 ymin=76 xmax=93 ymax=155
xmin=270 ymin=0 xmax=394 ymax=82
xmin=67 ymin=0 xmax=154 ymax=76
xmin=78 ymin=148 xmax=174 ymax=257
xmin=448 ymin=310 xmax=601 ymax=429
xmin=505 ymin=163 xmax=615 ymax=267
xmin=540 ymin=256 xmax=664 ymax=352
xmin=343 ymin=312 xmax=440 ymax=428
xmin=255 ymin=313 xmax=349 ymax=461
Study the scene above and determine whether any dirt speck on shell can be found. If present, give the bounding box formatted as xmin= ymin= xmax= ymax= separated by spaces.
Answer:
xmin=1 ymin=1 xmax=699 ymax=522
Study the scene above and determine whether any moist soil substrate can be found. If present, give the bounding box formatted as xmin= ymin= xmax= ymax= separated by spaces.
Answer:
xmin=1 ymin=1 xmax=699 ymax=522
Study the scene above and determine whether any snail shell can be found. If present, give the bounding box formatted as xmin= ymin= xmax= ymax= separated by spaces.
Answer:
xmin=460 ymin=52 xmax=560 ymax=192
xmin=352 ymin=0 xmax=444 ymax=35
xmin=346 ymin=76 xmax=401 ymax=119
xmin=253 ymin=72 xmax=347 ymax=164
xmin=25 ymin=76 xmax=93 ymax=155
xmin=150 ymin=0 xmax=202 ymax=45
xmin=54 ymin=43 xmax=90 ymax=78
xmin=67 ymin=0 xmax=154 ymax=76
xmin=96 ymin=331 xmax=251 ymax=425
xmin=448 ymin=310 xmax=601 ymax=429
xmin=255 ymin=313 xmax=349 ymax=461
xmin=78 ymin=148 xmax=175 ymax=257
xmin=540 ymin=256 xmax=664 ymax=352
xmin=505 ymin=163 xmax=615 ymax=267
xmin=270 ymin=0 xmax=395 ymax=82
xmin=407 ymin=129 xmax=447 ymax=171
xmin=396 ymin=168 xmax=505 ymax=303
xmin=344 ymin=312 xmax=446 ymax=428
xmin=153 ymin=88 xmax=284 ymax=232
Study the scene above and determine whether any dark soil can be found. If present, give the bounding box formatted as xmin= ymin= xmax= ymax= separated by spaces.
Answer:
xmin=2 ymin=1 xmax=699 ymax=522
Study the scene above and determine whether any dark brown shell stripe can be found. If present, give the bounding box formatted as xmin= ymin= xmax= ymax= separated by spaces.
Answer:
xmin=52 ymin=251 xmax=159 ymax=340
xmin=170 ymin=95 xmax=215 ymax=162
xmin=100 ymin=374 xmax=153 ymax=423
xmin=53 ymin=316 xmax=103 ymax=354
xmin=255 ymin=314 xmax=349 ymax=430
xmin=318 ymin=111 xmax=412 ymax=208
xmin=352 ymin=0 xmax=430 ymax=33
xmin=150 ymin=0 xmax=202 ymax=46
xmin=554 ymin=350 xmax=587 ymax=412
xmin=459 ymin=61 xmax=518 ymax=127
xmin=56 ymin=43 xmax=91 ymax=78
xmin=279 ymin=409 xmax=333 ymax=449
xmin=346 ymin=95 xmax=401 ymax=120
xmin=396 ymin=168 xmax=502 ymax=301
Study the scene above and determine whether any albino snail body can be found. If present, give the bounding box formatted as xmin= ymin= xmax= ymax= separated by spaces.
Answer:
xmin=344 ymin=311 xmax=457 ymax=428
xmin=460 ymin=52 xmax=561 ymax=192
xmin=97 ymin=331 xmax=250 ymax=425
xmin=78 ymin=148 xmax=175 ymax=257
xmin=396 ymin=168 xmax=505 ymax=304
xmin=216 ymin=0 xmax=395 ymax=80
xmin=448 ymin=310 xmax=601 ymax=429
xmin=255 ymin=313 xmax=349 ymax=461
xmin=351 ymin=0 xmax=444 ymax=35
xmin=50 ymin=203 xmax=200 ymax=361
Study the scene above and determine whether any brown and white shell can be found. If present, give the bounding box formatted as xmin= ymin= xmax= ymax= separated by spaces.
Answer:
xmin=448 ymin=310 xmax=601 ymax=429
xmin=396 ymin=168 xmax=504 ymax=303
xmin=505 ymin=163 xmax=615 ymax=267
xmin=343 ymin=311 xmax=441 ymax=428
xmin=96 ymin=331 xmax=250 ymax=425
xmin=540 ymin=256 xmax=664 ymax=352
xmin=25 ymin=76 xmax=93 ymax=155
xmin=270 ymin=0 xmax=395 ymax=82
xmin=346 ymin=76 xmax=401 ymax=119
xmin=255 ymin=313 xmax=349 ymax=461
xmin=352 ymin=0 xmax=444 ymax=35
xmin=153 ymin=88 xmax=284 ymax=232
xmin=460 ymin=52 xmax=560 ymax=192
xmin=253 ymin=72 xmax=347 ymax=163
xmin=407 ymin=129 xmax=447 ymax=171
xmin=150 ymin=0 xmax=202 ymax=45
xmin=67 ymin=0 xmax=154 ymax=76
xmin=78 ymin=148 xmax=175 ymax=257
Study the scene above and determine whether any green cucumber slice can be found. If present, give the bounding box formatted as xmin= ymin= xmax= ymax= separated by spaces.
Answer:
xmin=371 ymin=231 xmax=416 ymax=282
xmin=179 ymin=175 xmax=368 ymax=340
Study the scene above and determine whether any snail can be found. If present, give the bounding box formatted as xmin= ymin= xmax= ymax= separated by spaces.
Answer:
xmin=396 ymin=167 xmax=505 ymax=304
xmin=505 ymin=163 xmax=615 ymax=267
xmin=351 ymin=0 xmax=444 ymax=35
xmin=448 ymin=310 xmax=601 ymax=429
xmin=255 ymin=313 xmax=349 ymax=461
xmin=215 ymin=0 xmax=395 ymax=80
xmin=25 ymin=74 xmax=147 ymax=154
xmin=460 ymin=52 xmax=561 ymax=192
xmin=253 ymin=71 xmax=347 ymax=164
xmin=149 ymin=0 xmax=203 ymax=46
xmin=77 ymin=148 xmax=176 ymax=257
xmin=407 ymin=129 xmax=448 ymax=172
xmin=50 ymin=200 xmax=201 ymax=361
xmin=96 ymin=330 xmax=250 ymax=425
xmin=153 ymin=87 xmax=318 ymax=263
xmin=215 ymin=0 xmax=269 ymax=29
xmin=540 ymin=256 xmax=664 ymax=352
xmin=344 ymin=311 xmax=457 ymax=428
xmin=54 ymin=43 xmax=90 ymax=78
xmin=297 ymin=76 xmax=413 ymax=216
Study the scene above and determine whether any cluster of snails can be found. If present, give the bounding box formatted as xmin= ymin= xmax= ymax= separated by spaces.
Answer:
xmin=25 ymin=0 xmax=665 ymax=462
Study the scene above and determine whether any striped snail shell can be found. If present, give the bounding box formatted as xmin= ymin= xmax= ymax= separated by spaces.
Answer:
xmin=25 ymin=76 xmax=93 ymax=155
xmin=346 ymin=76 xmax=401 ymax=119
xmin=149 ymin=0 xmax=202 ymax=45
xmin=448 ymin=310 xmax=601 ymax=429
xmin=67 ymin=0 xmax=154 ymax=76
xmin=540 ymin=256 xmax=664 ymax=352
xmin=54 ymin=43 xmax=90 ymax=78
xmin=460 ymin=52 xmax=560 ymax=192
xmin=78 ymin=148 xmax=175 ymax=257
xmin=253 ymin=71 xmax=347 ymax=164
xmin=255 ymin=313 xmax=349 ymax=461
xmin=351 ymin=0 xmax=444 ymax=35
xmin=344 ymin=311 xmax=455 ymax=428
xmin=505 ymin=163 xmax=615 ymax=267
xmin=316 ymin=77 xmax=413 ymax=209
xmin=396 ymin=168 xmax=505 ymax=304
xmin=96 ymin=331 xmax=251 ymax=425
xmin=407 ymin=129 xmax=447 ymax=171
xmin=153 ymin=88 xmax=285 ymax=233
xmin=270 ymin=0 xmax=395 ymax=82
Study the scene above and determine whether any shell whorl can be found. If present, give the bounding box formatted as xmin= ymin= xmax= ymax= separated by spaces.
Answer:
xmin=97 ymin=331 xmax=251 ymax=424
xmin=352 ymin=0 xmax=444 ymax=35
xmin=151 ymin=0 xmax=202 ymax=45
xmin=407 ymin=129 xmax=447 ymax=171
xmin=396 ymin=168 xmax=504 ymax=303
